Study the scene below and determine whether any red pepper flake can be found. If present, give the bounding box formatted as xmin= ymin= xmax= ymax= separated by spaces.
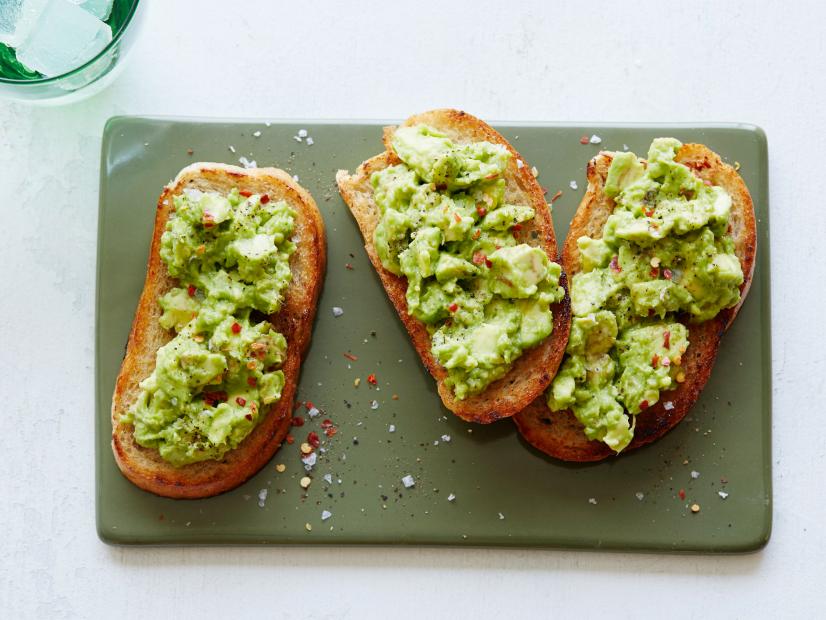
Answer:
xmin=550 ymin=190 xmax=563 ymax=203
xmin=260 ymin=193 xmax=270 ymax=204
xmin=325 ymin=426 xmax=338 ymax=437
xmin=320 ymin=418 xmax=334 ymax=429
xmin=343 ymin=352 xmax=358 ymax=361
xmin=651 ymin=354 xmax=660 ymax=368
xmin=236 ymin=396 xmax=246 ymax=406
xmin=231 ymin=322 xmax=242 ymax=334
xmin=203 ymin=391 xmax=228 ymax=406
xmin=245 ymin=413 xmax=253 ymax=421
xmin=472 ymin=251 xmax=487 ymax=266
xmin=678 ymin=488 xmax=686 ymax=500
xmin=663 ymin=268 xmax=673 ymax=280
xmin=345 ymin=263 xmax=354 ymax=270
xmin=639 ymin=400 xmax=649 ymax=410
xmin=643 ymin=206 xmax=655 ymax=217
xmin=291 ymin=416 xmax=304 ymax=427
xmin=247 ymin=376 xmax=257 ymax=387
xmin=367 ymin=373 xmax=377 ymax=385
xmin=609 ymin=255 xmax=621 ymax=273
xmin=239 ymin=190 xmax=252 ymax=197
xmin=448 ymin=303 xmax=459 ymax=313
xmin=453 ymin=212 xmax=462 ymax=223
xmin=512 ymin=223 xmax=522 ymax=232
xmin=663 ymin=330 xmax=671 ymax=349
xmin=187 ymin=284 xmax=196 ymax=297
xmin=476 ymin=205 xmax=487 ymax=217
xmin=285 ymin=434 xmax=295 ymax=445
xmin=579 ymin=135 xmax=590 ymax=145
xmin=305 ymin=401 xmax=314 ymax=410
xmin=307 ymin=431 xmax=320 ymax=448
xmin=472 ymin=229 xmax=481 ymax=240
xmin=649 ymin=266 xmax=660 ymax=278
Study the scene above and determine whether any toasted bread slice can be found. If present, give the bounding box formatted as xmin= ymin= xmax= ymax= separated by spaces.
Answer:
xmin=514 ymin=144 xmax=756 ymax=461
xmin=111 ymin=163 xmax=326 ymax=498
xmin=336 ymin=109 xmax=570 ymax=424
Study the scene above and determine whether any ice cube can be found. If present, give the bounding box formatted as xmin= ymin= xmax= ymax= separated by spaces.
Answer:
xmin=16 ymin=0 xmax=111 ymax=77
xmin=68 ymin=0 xmax=113 ymax=20
xmin=0 ymin=0 xmax=47 ymax=47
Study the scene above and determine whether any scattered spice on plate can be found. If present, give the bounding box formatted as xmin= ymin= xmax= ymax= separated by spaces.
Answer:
xmin=275 ymin=463 xmax=286 ymax=473
xmin=367 ymin=373 xmax=377 ymax=385
xmin=300 ymin=476 xmax=312 ymax=489
xmin=550 ymin=190 xmax=563 ymax=203
xmin=678 ymin=489 xmax=686 ymax=500
xmin=690 ymin=503 xmax=701 ymax=513
xmin=343 ymin=352 xmax=358 ymax=361
xmin=579 ymin=135 xmax=589 ymax=145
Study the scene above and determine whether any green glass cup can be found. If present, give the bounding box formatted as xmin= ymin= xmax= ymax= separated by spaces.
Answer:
xmin=0 ymin=0 xmax=144 ymax=103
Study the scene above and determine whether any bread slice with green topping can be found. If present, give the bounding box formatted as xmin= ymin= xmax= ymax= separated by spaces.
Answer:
xmin=514 ymin=144 xmax=756 ymax=461
xmin=336 ymin=109 xmax=570 ymax=424
xmin=111 ymin=163 xmax=326 ymax=498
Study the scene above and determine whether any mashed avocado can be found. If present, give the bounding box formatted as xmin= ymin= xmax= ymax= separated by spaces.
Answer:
xmin=122 ymin=188 xmax=296 ymax=466
xmin=548 ymin=138 xmax=743 ymax=452
xmin=372 ymin=125 xmax=564 ymax=399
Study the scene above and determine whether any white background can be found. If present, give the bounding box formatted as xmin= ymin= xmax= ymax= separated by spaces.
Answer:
xmin=1 ymin=1 xmax=824 ymax=618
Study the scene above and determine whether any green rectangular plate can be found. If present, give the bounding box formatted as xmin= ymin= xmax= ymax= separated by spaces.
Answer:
xmin=96 ymin=117 xmax=771 ymax=551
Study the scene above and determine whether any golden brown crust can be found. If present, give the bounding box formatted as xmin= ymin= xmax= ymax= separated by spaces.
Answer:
xmin=111 ymin=163 xmax=326 ymax=498
xmin=336 ymin=109 xmax=571 ymax=424
xmin=514 ymin=144 xmax=756 ymax=461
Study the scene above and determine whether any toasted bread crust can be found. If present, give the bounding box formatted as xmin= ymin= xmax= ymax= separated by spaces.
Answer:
xmin=111 ymin=163 xmax=326 ymax=498
xmin=336 ymin=109 xmax=570 ymax=424
xmin=514 ymin=144 xmax=756 ymax=461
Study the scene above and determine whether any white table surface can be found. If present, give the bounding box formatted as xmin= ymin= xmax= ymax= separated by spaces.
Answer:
xmin=2 ymin=1 xmax=824 ymax=617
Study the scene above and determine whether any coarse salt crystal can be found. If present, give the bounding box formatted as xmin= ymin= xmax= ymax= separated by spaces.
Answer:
xmin=332 ymin=307 xmax=344 ymax=317
xmin=589 ymin=135 xmax=602 ymax=144
xmin=238 ymin=156 xmax=257 ymax=169
xmin=302 ymin=452 xmax=317 ymax=469
xmin=253 ymin=130 xmax=262 ymax=137
xmin=401 ymin=475 xmax=415 ymax=488
xmin=388 ymin=424 xmax=396 ymax=433
xmin=293 ymin=135 xmax=303 ymax=142
xmin=228 ymin=145 xmax=236 ymax=153
xmin=569 ymin=180 xmax=578 ymax=190
xmin=298 ymin=129 xmax=308 ymax=138
xmin=323 ymin=473 xmax=333 ymax=484
xmin=498 ymin=512 xmax=505 ymax=520
xmin=306 ymin=137 xmax=314 ymax=146
xmin=370 ymin=400 xmax=379 ymax=410
xmin=307 ymin=407 xmax=320 ymax=418
xmin=588 ymin=497 xmax=598 ymax=505
xmin=433 ymin=440 xmax=439 ymax=446
xmin=691 ymin=470 xmax=700 ymax=479
xmin=663 ymin=401 xmax=675 ymax=411
xmin=447 ymin=493 xmax=456 ymax=502
xmin=257 ymin=489 xmax=268 ymax=507
xmin=622 ymin=144 xmax=629 ymax=151
xmin=321 ymin=510 xmax=332 ymax=521
xmin=635 ymin=491 xmax=645 ymax=501
xmin=441 ymin=434 xmax=451 ymax=443
xmin=718 ymin=491 xmax=729 ymax=499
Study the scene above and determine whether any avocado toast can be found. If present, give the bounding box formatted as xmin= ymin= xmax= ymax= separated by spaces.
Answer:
xmin=514 ymin=140 xmax=756 ymax=461
xmin=111 ymin=163 xmax=326 ymax=498
xmin=336 ymin=109 xmax=570 ymax=423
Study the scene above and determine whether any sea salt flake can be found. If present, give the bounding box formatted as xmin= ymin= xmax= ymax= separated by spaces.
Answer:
xmin=302 ymin=452 xmax=317 ymax=470
xmin=447 ymin=493 xmax=456 ymax=502
xmin=252 ymin=130 xmax=262 ymax=137
xmin=307 ymin=406 xmax=320 ymax=418
xmin=293 ymin=135 xmax=303 ymax=142
xmin=516 ymin=159 xmax=524 ymax=169
xmin=238 ymin=156 xmax=257 ymax=169
xmin=569 ymin=180 xmax=578 ymax=190
xmin=370 ymin=400 xmax=379 ymax=410
xmin=401 ymin=475 xmax=415 ymax=488
xmin=589 ymin=135 xmax=602 ymax=144
xmin=306 ymin=137 xmax=314 ymax=146
xmin=388 ymin=424 xmax=396 ymax=433
xmin=228 ymin=145 xmax=236 ymax=153
xmin=323 ymin=473 xmax=333 ymax=484
xmin=321 ymin=510 xmax=332 ymax=521
xmin=292 ymin=175 xmax=299 ymax=182
xmin=440 ymin=434 xmax=451 ymax=443
xmin=690 ymin=470 xmax=700 ymax=479
xmin=718 ymin=491 xmax=729 ymax=499
xmin=332 ymin=306 xmax=344 ymax=317
xmin=663 ymin=401 xmax=675 ymax=411
xmin=588 ymin=497 xmax=598 ymax=505
xmin=498 ymin=512 xmax=505 ymax=520
xmin=298 ymin=129 xmax=308 ymax=138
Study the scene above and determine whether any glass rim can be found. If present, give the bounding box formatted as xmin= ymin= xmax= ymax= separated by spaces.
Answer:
xmin=0 ymin=0 xmax=141 ymax=85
